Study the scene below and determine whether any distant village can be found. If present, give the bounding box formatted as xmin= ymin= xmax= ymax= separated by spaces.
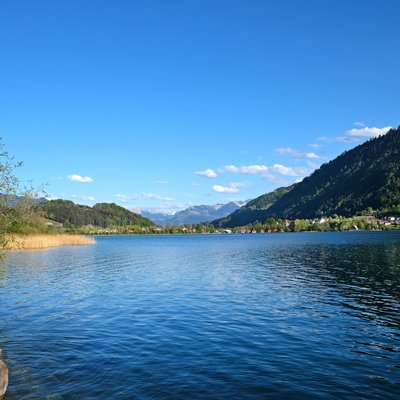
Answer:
xmin=57 ymin=214 xmax=400 ymax=235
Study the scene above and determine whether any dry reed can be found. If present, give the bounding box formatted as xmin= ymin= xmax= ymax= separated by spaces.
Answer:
xmin=6 ymin=234 xmax=95 ymax=251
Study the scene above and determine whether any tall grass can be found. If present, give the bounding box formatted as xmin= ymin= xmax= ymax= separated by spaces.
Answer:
xmin=6 ymin=234 xmax=95 ymax=251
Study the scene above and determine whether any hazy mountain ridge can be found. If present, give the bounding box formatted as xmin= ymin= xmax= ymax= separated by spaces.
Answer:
xmin=0 ymin=194 xmax=48 ymax=207
xmin=212 ymin=186 xmax=293 ymax=228
xmin=138 ymin=209 xmax=172 ymax=225
xmin=139 ymin=201 xmax=246 ymax=225
xmin=213 ymin=127 xmax=400 ymax=227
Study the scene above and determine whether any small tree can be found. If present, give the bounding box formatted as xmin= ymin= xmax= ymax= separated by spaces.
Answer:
xmin=0 ymin=139 xmax=43 ymax=255
xmin=0 ymin=140 xmax=22 ymax=252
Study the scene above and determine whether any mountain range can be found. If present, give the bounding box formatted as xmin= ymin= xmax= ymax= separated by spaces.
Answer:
xmin=7 ymin=127 xmax=400 ymax=230
xmin=139 ymin=201 xmax=246 ymax=225
xmin=0 ymin=194 xmax=48 ymax=207
xmin=213 ymin=126 xmax=400 ymax=227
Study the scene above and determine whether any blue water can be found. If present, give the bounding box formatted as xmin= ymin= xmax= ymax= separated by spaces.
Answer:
xmin=1 ymin=232 xmax=400 ymax=399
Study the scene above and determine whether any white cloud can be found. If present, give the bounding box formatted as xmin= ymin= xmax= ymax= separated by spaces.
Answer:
xmin=354 ymin=121 xmax=366 ymax=127
xmin=347 ymin=126 xmax=392 ymax=138
xmin=142 ymin=192 xmax=175 ymax=201
xmin=307 ymin=160 xmax=320 ymax=170
xmin=184 ymin=193 xmax=197 ymax=198
xmin=70 ymin=195 xmax=96 ymax=202
xmin=223 ymin=164 xmax=269 ymax=174
xmin=270 ymin=164 xmax=307 ymax=176
xmin=116 ymin=194 xmax=128 ymax=203
xmin=68 ymin=174 xmax=93 ymax=183
xmin=275 ymin=147 xmax=319 ymax=159
xmin=309 ymin=143 xmax=323 ymax=150
xmin=195 ymin=169 xmax=218 ymax=178
xmin=116 ymin=193 xmax=174 ymax=202
xmin=115 ymin=194 xmax=140 ymax=203
xmin=223 ymin=163 xmax=308 ymax=184
xmin=337 ymin=126 xmax=392 ymax=142
xmin=154 ymin=180 xmax=168 ymax=185
xmin=212 ymin=183 xmax=244 ymax=194
xmin=134 ymin=202 xmax=195 ymax=214
xmin=262 ymin=173 xmax=287 ymax=185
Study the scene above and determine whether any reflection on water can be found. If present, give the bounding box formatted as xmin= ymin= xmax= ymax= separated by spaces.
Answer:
xmin=1 ymin=232 xmax=399 ymax=399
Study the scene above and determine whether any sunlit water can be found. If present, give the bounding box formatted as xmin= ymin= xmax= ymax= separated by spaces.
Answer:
xmin=1 ymin=232 xmax=399 ymax=399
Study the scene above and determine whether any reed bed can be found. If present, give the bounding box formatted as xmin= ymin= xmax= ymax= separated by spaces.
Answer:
xmin=6 ymin=234 xmax=95 ymax=251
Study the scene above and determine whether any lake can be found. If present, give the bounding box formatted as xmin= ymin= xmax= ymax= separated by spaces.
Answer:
xmin=1 ymin=232 xmax=399 ymax=399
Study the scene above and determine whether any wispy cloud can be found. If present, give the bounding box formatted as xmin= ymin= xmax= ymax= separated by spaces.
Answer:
xmin=270 ymin=164 xmax=308 ymax=176
xmin=154 ymin=180 xmax=168 ymax=185
xmin=307 ymin=160 xmax=320 ymax=170
xmin=67 ymin=174 xmax=93 ymax=183
xmin=263 ymin=164 xmax=318 ymax=184
xmin=262 ymin=174 xmax=287 ymax=185
xmin=212 ymin=183 xmax=244 ymax=194
xmin=224 ymin=163 xmax=307 ymax=177
xmin=275 ymin=147 xmax=319 ymax=159
xmin=317 ymin=136 xmax=336 ymax=143
xmin=337 ymin=126 xmax=393 ymax=142
xmin=354 ymin=121 xmax=366 ymax=128
xmin=309 ymin=143 xmax=323 ymax=150
xmin=142 ymin=192 xmax=175 ymax=201
xmin=195 ymin=169 xmax=218 ymax=178
xmin=116 ymin=193 xmax=174 ymax=203
xmin=116 ymin=194 xmax=130 ymax=203
xmin=223 ymin=164 xmax=268 ymax=174
xmin=132 ymin=202 xmax=195 ymax=214
xmin=70 ymin=194 xmax=96 ymax=202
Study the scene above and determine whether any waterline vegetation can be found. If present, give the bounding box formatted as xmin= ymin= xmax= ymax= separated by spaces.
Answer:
xmin=0 ymin=139 xmax=94 ymax=255
xmin=5 ymin=234 xmax=95 ymax=251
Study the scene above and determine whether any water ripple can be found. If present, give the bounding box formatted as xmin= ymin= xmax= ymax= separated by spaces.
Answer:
xmin=1 ymin=232 xmax=400 ymax=399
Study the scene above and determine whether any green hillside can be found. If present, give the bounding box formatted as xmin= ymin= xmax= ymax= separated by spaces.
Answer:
xmin=214 ymin=127 xmax=400 ymax=227
xmin=39 ymin=200 xmax=155 ymax=228
xmin=212 ymin=186 xmax=293 ymax=228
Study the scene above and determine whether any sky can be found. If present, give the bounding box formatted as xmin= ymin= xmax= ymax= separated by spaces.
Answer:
xmin=1 ymin=0 xmax=399 ymax=214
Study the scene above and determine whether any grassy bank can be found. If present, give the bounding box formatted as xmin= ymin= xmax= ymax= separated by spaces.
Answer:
xmin=6 ymin=234 xmax=95 ymax=251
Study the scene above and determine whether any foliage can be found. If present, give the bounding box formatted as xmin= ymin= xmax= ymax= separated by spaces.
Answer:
xmin=222 ymin=215 xmax=397 ymax=234
xmin=215 ymin=127 xmax=400 ymax=227
xmin=38 ymin=200 xmax=155 ymax=229
xmin=377 ymin=204 xmax=400 ymax=218
xmin=0 ymin=140 xmax=52 ymax=255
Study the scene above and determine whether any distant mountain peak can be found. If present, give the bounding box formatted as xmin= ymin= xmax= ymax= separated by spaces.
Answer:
xmin=140 ymin=200 xmax=247 ymax=226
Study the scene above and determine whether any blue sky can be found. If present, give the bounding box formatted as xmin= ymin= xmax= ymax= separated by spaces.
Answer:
xmin=1 ymin=0 xmax=399 ymax=213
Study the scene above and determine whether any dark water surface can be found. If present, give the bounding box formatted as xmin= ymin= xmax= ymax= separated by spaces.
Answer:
xmin=1 ymin=232 xmax=400 ymax=399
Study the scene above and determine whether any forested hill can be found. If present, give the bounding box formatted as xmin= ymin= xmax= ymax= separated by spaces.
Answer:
xmin=39 ymin=200 xmax=155 ymax=228
xmin=212 ymin=186 xmax=293 ymax=228
xmin=213 ymin=126 xmax=400 ymax=227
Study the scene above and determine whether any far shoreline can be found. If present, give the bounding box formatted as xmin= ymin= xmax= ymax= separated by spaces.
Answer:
xmin=5 ymin=229 xmax=399 ymax=253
